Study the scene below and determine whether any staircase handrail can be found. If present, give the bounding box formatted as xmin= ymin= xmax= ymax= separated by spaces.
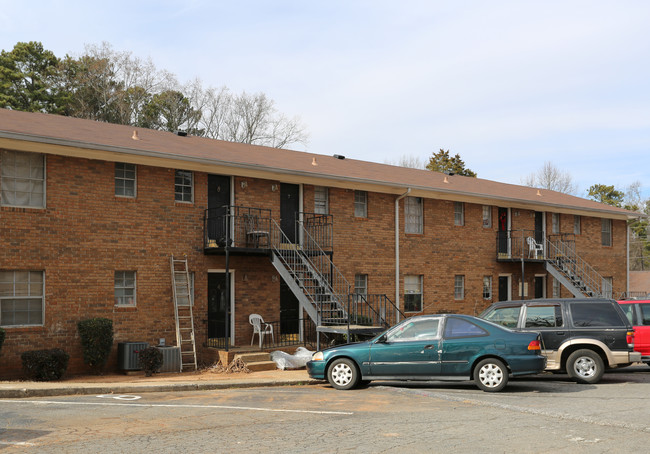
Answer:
xmin=269 ymin=219 xmax=350 ymax=321
xmin=350 ymin=293 xmax=404 ymax=328
xmin=296 ymin=219 xmax=353 ymax=303
xmin=545 ymin=236 xmax=605 ymax=297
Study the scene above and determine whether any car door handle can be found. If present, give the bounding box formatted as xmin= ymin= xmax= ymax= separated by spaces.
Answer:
xmin=423 ymin=345 xmax=437 ymax=349
xmin=555 ymin=332 xmax=565 ymax=335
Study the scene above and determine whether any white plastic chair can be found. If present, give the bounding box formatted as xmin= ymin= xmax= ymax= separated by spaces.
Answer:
xmin=249 ymin=314 xmax=274 ymax=349
xmin=526 ymin=237 xmax=544 ymax=259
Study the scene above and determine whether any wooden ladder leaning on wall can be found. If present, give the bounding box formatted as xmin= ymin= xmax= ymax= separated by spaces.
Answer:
xmin=170 ymin=255 xmax=198 ymax=371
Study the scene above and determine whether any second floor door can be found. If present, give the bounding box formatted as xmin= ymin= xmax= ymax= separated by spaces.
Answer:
xmin=208 ymin=175 xmax=231 ymax=245
xmin=281 ymin=183 xmax=299 ymax=243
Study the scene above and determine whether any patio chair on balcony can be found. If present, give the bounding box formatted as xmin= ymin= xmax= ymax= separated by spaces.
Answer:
xmin=249 ymin=314 xmax=274 ymax=349
xmin=244 ymin=214 xmax=270 ymax=248
xmin=526 ymin=237 xmax=544 ymax=259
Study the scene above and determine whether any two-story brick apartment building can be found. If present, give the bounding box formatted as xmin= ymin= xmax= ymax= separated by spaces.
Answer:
xmin=0 ymin=109 xmax=636 ymax=377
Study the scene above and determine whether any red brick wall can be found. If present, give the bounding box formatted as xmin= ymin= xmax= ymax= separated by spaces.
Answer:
xmin=0 ymin=151 xmax=629 ymax=378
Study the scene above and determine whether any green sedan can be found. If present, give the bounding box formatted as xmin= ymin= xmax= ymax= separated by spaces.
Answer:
xmin=307 ymin=314 xmax=546 ymax=392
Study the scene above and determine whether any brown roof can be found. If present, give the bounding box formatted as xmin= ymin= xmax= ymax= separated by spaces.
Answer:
xmin=0 ymin=108 xmax=638 ymax=219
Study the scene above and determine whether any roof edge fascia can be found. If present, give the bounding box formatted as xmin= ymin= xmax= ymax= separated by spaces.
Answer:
xmin=0 ymin=131 xmax=636 ymax=221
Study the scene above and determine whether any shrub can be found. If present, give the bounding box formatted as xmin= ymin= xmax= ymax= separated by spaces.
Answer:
xmin=138 ymin=347 xmax=163 ymax=376
xmin=21 ymin=348 xmax=70 ymax=381
xmin=0 ymin=327 xmax=5 ymax=354
xmin=77 ymin=318 xmax=114 ymax=374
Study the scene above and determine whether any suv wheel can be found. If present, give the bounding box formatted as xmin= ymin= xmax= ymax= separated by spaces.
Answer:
xmin=566 ymin=349 xmax=604 ymax=384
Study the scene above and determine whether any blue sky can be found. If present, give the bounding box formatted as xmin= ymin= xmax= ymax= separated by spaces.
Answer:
xmin=2 ymin=1 xmax=649 ymax=198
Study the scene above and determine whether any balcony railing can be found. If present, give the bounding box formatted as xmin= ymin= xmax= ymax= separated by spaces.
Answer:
xmin=257 ymin=318 xmax=319 ymax=349
xmin=496 ymin=229 xmax=546 ymax=260
xmin=204 ymin=208 xmax=334 ymax=252
xmin=204 ymin=206 xmax=272 ymax=249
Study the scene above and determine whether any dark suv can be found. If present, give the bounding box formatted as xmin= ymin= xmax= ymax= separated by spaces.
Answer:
xmin=480 ymin=298 xmax=640 ymax=384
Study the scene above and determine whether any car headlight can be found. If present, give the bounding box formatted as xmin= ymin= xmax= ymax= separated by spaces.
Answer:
xmin=311 ymin=351 xmax=324 ymax=361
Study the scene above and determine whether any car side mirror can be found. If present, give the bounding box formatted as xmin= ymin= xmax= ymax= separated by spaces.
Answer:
xmin=376 ymin=334 xmax=388 ymax=343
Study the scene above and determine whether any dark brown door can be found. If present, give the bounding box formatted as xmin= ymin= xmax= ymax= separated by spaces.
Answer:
xmin=280 ymin=183 xmax=299 ymax=243
xmin=207 ymin=273 xmax=229 ymax=345
xmin=534 ymin=212 xmax=544 ymax=244
xmin=207 ymin=175 xmax=231 ymax=245
xmin=498 ymin=208 xmax=509 ymax=255
xmin=498 ymin=276 xmax=510 ymax=301
xmin=535 ymin=276 xmax=545 ymax=298
xmin=280 ymin=281 xmax=300 ymax=336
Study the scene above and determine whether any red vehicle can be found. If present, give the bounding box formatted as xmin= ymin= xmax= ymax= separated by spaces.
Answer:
xmin=618 ymin=300 xmax=650 ymax=366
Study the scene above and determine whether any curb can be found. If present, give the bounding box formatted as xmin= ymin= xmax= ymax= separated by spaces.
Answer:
xmin=0 ymin=379 xmax=322 ymax=399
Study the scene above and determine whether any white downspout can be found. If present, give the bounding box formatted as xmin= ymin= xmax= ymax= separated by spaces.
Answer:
xmin=395 ymin=188 xmax=411 ymax=322
xmin=627 ymin=222 xmax=631 ymax=298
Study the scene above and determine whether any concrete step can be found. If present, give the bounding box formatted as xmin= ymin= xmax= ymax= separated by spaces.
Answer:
xmin=246 ymin=360 xmax=279 ymax=372
xmin=234 ymin=352 xmax=278 ymax=371
xmin=235 ymin=352 xmax=271 ymax=363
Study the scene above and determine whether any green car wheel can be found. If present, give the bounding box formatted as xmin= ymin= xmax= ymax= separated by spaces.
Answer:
xmin=327 ymin=358 xmax=360 ymax=390
xmin=474 ymin=358 xmax=509 ymax=392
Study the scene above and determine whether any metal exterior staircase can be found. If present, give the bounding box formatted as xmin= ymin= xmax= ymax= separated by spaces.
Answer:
xmin=269 ymin=218 xmax=350 ymax=327
xmin=170 ymin=255 xmax=198 ymax=371
xmin=544 ymin=236 xmax=605 ymax=298
xmin=268 ymin=217 xmax=402 ymax=333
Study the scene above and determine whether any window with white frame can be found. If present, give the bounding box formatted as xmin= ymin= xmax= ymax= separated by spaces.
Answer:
xmin=404 ymin=275 xmax=422 ymax=312
xmin=483 ymin=276 xmax=492 ymax=300
xmin=175 ymin=170 xmax=193 ymax=202
xmin=114 ymin=271 xmax=136 ymax=306
xmin=602 ymin=277 xmax=613 ymax=298
xmin=454 ymin=275 xmax=465 ymax=300
xmin=354 ymin=274 xmax=368 ymax=300
xmin=482 ymin=206 xmax=492 ymax=228
xmin=552 ymin=277 xmax=561 ymax=298
xmin=454 ymin=202 xmax=465 ymax=226
xmin=552 ymin=213 xmax=560 ymax=234
xmin=405 ymin=197 xmax=423 ymax=234
xmin=602 ymin=219 xmax=612 ymax=246
xmin=0 ymin=271 xmax=44 ymax=326
xmin=1 ymin=150 xmax=45 ymax=208
xmin=574 ymin=215 xmax=581 ymax=235
xmin=314 ymin=186 xmax=328 ymax=214
xmin=115 ymin=163 xmax=136 ymax=197
xmin=354 ymin=190 xmax=367 ymax=218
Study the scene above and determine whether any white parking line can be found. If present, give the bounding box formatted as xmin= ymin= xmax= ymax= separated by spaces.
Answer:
xmin=96 ymin=394 xmax=142 ymax=400
xmin=2 ymin=399 xmax=353 ymax=416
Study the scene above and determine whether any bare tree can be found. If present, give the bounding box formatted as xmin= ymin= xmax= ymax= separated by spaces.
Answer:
xmin=384 ymin=154 xmax=427 ymax=169
xmin=522 ymin=161 xmax=578 ymax=195
xmin=625 ymin=181 xmax=650 ymax=271
xmin=14 ymin=40 xmax=309 ymax=149
xmin=63 ymin=42 xmax=176 ymax=125
xmin=188 ymin=84 xmax=308 ymax=149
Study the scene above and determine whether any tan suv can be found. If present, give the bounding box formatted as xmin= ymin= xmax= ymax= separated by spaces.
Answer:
xmin=480 ymin=298 xmax=640 ymax=384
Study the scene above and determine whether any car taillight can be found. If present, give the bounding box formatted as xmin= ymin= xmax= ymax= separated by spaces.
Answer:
xmin=528 ymin=340 xmax=541 ymax=350
xmin=627 ymin=330 xmax=635 ymax=347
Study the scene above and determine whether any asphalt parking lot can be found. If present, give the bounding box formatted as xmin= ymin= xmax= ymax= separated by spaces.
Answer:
xmin=2 ymin=366 xmax=650 ymax=453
